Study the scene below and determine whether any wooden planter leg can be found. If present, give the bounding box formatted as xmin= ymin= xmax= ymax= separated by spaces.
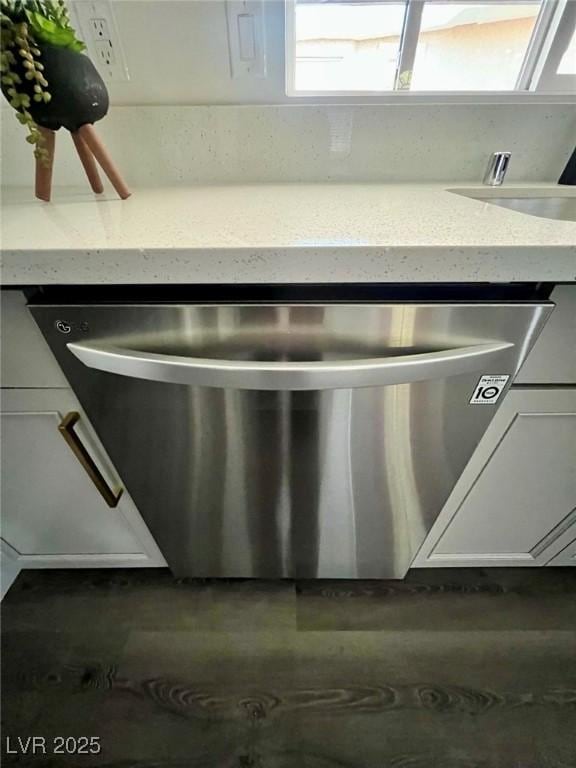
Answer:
xmin=77 ymin=123 xmax=131 ymax=200
xmin=35 ymin=127 xmax=56 ymax=202
xmin=71 ymin=131 xmax=104 ymax=194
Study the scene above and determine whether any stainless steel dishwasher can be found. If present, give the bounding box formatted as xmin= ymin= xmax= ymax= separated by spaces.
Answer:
xmin=31 ymin=286 xmax=552 ymax=578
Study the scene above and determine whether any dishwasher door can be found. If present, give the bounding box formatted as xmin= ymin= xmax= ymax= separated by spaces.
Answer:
xmin=32 ymin=302 xmax=551 ymax=578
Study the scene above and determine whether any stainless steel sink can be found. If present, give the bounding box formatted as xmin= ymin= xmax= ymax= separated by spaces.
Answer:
xmin=450 ymin=189 xmax=576 ymax=222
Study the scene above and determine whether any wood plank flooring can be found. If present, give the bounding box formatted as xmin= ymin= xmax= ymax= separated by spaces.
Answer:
xmin=2 ymin=568 xmax=576 ymax=767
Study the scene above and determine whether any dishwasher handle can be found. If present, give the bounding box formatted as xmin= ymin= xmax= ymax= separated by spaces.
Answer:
xmin=68 ymin=340 xmax=513 ymax=391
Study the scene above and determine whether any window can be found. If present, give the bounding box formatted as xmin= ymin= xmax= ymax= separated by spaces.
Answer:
xmin=410 ymin=3 xmax=541 ymax=91
xmin=286 ymin=0 xmax=576 ymax=97
xmin=558 ymin=26 xmax=576 ymax=74
xmin=292 ymin=2 xmax=406 ymax=91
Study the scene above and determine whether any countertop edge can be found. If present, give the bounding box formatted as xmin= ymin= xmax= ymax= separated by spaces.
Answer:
xmin=2 ymin=243 xmax=575 ymax=286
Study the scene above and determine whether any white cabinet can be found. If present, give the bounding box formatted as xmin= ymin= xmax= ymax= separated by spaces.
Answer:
xmin=0 ymin=541 xmax=21 ymax=600
xmin=1 ymin=289 xmax=165 ymax=589
xmin=547 ymin=538 xmax=576 ymax=566
xmin=413 ymin=389 xmax=576 ymax=568
xmin=516 ymin=285 xmax=576 ymax=385
xmin=1 ymin=388 xmax=166 ymax=570
xmin=1 ymin=289 xmax=69 ymax=388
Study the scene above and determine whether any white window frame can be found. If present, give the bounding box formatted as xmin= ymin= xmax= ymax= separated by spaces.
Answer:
xmin=531 ymin=0 xmax=576 ymax=91
xmin=285 ymin=0 xmax=576 ymax=103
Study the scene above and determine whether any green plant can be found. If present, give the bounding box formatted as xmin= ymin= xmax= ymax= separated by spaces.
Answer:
xmin=0 ymin=0 xmax=85 ymax=161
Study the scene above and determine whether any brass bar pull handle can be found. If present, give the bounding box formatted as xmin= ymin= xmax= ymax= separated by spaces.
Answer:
xmin=58 ymin=412 xmax=123 ymax=508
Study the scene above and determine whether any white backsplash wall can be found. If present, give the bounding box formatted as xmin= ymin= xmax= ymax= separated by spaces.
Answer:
xmin=92 ymin=0 xmax=287 ymax=107
xmin=1 ymin=0 xmax=575 ymax=187
xmin=2 ymin=103 xmax=575 ymax=187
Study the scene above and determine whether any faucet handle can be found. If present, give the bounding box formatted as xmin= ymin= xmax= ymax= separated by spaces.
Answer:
xmin=483 ymin=151 xmax=511 ymax=186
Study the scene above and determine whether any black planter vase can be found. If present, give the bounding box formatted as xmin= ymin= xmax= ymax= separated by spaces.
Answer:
xmin=1 ymin=43 xmax=109 ymax=131
xmin=30 ymin=43 xmax=109 ymax=131
xmin=3 ymin=42 xmax=129 ymax=201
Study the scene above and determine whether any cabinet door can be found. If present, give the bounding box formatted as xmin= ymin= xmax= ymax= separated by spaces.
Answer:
xmin=413 ymin=389 xmax=576 ymax=568
xmin=1 ymin=389 xmax=165 ymax=568
xmin=1 ymin=290 xmax=69 ymax=388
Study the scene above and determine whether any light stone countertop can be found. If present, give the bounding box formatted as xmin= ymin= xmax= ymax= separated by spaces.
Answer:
xmin=1 ymin=183 xmax=575 ymax=285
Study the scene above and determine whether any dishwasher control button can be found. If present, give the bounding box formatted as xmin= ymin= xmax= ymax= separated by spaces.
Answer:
xmin=55 ymin=320 xmax=72 ymax=334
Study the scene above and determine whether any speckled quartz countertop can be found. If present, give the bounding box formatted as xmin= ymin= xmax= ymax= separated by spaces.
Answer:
xmin=1 ymin=183 xmax=575 ymax=284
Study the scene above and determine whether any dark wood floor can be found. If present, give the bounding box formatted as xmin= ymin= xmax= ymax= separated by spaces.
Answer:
xmin=2 ymin=568 xmax=576 ymax=768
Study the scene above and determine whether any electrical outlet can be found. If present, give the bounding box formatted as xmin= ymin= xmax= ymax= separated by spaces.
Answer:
xmin=72 ymin=1 xmax=129 ymax=82
xmin=90 ymin=18 xmax=109 ymax=40
xmin=95 ymin=40 xmax=115 ymax=67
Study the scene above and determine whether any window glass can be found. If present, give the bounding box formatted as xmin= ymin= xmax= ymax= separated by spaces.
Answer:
xmin=558 ymin=26 xmax=576 ymax=75
xmin=410 ymin=3 xmax=542 ymax=91
xmin=294 ymin=2 xmax=406 ymax=91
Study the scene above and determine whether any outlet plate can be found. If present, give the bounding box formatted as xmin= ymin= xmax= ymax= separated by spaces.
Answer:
xmin=72 ymin=0 xmax=129 ymax=82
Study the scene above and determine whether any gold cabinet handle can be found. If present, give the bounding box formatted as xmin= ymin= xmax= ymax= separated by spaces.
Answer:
xmin=58 ymin=412 xmax=123 ymax=508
